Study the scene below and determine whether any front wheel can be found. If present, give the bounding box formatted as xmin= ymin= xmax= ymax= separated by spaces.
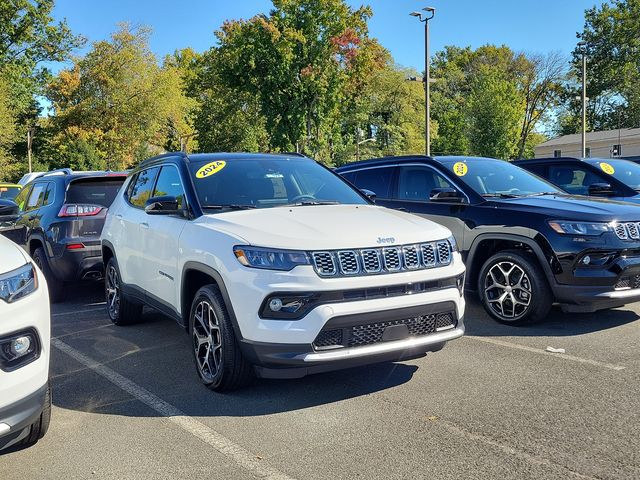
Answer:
xmin=478 ymin=250 xmax=552 ymax=325
xmin=190 ymin=285 xmax=253 ymax=392
xmin=18 ymin=382 xmax=51 ymax=447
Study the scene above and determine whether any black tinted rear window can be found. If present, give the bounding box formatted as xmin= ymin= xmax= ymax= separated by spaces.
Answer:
xmin=66 ymin=177 xmax=126 ymax=207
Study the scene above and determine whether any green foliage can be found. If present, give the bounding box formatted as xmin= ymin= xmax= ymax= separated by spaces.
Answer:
xmin=47 ymin=24 xmax=194 ymax=170
xmin=559 ymin=0 xmax=640 ymax=132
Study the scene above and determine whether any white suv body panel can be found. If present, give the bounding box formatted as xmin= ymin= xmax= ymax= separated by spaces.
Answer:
xmin=0 ymin=236 xmax=50 ymax=447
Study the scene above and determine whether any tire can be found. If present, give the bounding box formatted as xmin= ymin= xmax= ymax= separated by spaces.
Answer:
xmin=478 ymin=250 xmax=552 ymax=325
xmin=190 ymin=285 xmax=253 ymax=392
xmin=32 ymin=247 xmax=64 ymax=303
xmin=105 ymin=257 xmax=143 ymax=326
xmin=19 ymin=382 xmax=51 ymax=447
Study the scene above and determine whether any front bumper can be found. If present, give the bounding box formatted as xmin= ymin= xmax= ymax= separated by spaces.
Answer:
xmin=554 ymin=252 xmax=640 ymax=312
xmin=0 ymin=383 xmax=47 ymax=450
xmin=240 ymin=302 xmax=464 ymax=379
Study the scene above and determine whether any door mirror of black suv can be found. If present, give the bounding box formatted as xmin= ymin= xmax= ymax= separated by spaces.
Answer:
xmin=360 ymin=189 xmax=377 ymax=202
xmin=588 ymin=183 xmax=615 ymax=196
xmin=0 ymin=199 xmax=19 ymax=216
xmin=145 ymin=196 xmax=181 ymax=215
xmin=429 ymin=188 xmax=465 ymax=203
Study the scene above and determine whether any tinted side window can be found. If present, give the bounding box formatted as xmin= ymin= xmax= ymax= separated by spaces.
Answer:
xmin=397 ymin=166 xmax=451 ymax=200
xmin=26 ymin=183 xmax=46 ymax=210
xmin=14 ymin=185 xmax=32 ymax=212
xmin=523 ymin=164 xmax=547 ymax=177
xmin=128 ymin=167 xmax=159 ymax=208
xmin=43 ymin=183 xmax=56 ymax=206
xmin=153 ymin=166 xmax=186 ymax=209
xmin=548 ymin=165 xmax=608 ymax=195
xmin=353 ymin=168 xmax=394 ymax=199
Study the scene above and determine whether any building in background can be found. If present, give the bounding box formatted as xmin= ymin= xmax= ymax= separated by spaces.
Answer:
xmin=534 ymin=127 xmax=640 ymax=160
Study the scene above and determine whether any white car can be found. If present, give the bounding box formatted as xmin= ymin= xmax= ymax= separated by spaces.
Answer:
xmin=0 ymin=235 xmax=51 ymax=450
xmin=101 ymin=153 xmax=466 ymax=391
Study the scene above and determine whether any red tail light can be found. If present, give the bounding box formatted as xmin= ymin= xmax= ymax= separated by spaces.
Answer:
xmin=66 ymin=243 xmax=85 ymax=250
xmin=58 ymin=204 xmax=103 ymax=217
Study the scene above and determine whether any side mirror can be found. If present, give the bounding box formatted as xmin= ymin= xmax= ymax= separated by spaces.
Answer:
xmin=360 ymin=189 xmax=377 ymax=203
xmin=430 ymin=187 xmax=465 ymax=203
xmin=588 ymin=183 xmax=615 ymax=196
xmin=0 ymin=199 xmax=19 ymax=216
xmin=145 ymin=196 xmax=181 ymax=215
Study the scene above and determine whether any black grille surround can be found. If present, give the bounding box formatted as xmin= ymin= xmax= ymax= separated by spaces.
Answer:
xmin=310 ymin=240 xmax=453 ymax=278
xmin=312 ymin=302 xmax=458 ymax=351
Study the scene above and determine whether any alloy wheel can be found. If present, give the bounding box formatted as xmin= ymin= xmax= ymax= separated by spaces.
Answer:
xmin=192 ymin=300 xmax=223 ymax=382
xmin=106 ymin=264 xmax=120 ymax=320
xmin=484 ymin=261 xmax=532 ymax=319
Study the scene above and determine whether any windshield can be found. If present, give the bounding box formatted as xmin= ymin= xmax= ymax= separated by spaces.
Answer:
xmin=439 ymin=158 xmax=562 ymax=197
xmin=189 ymin=157 xmax=368 ymax=209
xmin=586 ymin=159 xmax=640 ymax=190
xmin=0 ymin=186 xmax=21 ymax=200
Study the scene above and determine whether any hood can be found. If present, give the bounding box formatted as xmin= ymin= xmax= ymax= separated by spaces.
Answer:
xmin=488 ymin=194 xmax=640 ymax=221
xmin=200 ymin=204 xmax=452 ymax=250
xmin=0 ymin=235 xmax=29 ymax=273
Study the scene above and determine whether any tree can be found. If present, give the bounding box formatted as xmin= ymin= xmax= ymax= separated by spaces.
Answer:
xmin=47 ymin=24 xmax=193 ymax=170
xmin=213 ymin=0 xmax=386 ymax=161
xmin=564 ymin=0 xmax=640 ymax=131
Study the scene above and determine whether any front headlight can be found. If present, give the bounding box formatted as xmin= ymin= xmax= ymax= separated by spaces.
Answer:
xmin=548 ymin=220 xmax=612 ymax=236
xmin=233 ymin=246 xmax=310 ymax=271
xmin=0 ymin=263 xmax=38 ymax=303
xmin=447 ymin=234 xmax=459 ymax=252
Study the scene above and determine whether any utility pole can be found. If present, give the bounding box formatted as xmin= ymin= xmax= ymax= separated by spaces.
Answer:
xmin=410 ymin=7 xmax=436 ymax=157
xmin=26 ymin=127 xmax=34 ymax=173
xmin=578 ymin=41 xmax=587 ymax=158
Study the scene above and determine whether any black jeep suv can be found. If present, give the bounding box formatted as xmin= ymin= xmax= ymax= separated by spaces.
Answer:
xmin=337 ymin=156 xmax=640 ymax=324
xmin=0 ymin=169 xmax=127 ymax=302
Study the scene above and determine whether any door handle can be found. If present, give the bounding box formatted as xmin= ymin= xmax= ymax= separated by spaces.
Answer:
xmin=116 ymin=214 xmax=123 ymax=220
xmin=140 ymin=222 xmax=149 ymax=229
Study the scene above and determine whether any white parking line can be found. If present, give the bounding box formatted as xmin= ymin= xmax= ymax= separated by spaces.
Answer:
xmin=52 ymin=307 xmax=106 ymax=317
xmin=465 ymin=336 xmax=625 ymax=371
xmin=51 ymin=338 xmax=296 ymax=480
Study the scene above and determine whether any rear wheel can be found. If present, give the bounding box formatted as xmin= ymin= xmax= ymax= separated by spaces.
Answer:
xmin=32 ymin=247 xmax=64 ymax=303
xmin=478 ymin=250 xmax=552 ymax=325
xmin=105 ymin=257 xmax=143 ymax=326
xmin=190 ymin=285 xmax=253 ymax=392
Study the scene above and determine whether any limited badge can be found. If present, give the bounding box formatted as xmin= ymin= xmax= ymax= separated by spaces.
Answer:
xmin=196 ymin=161 xmax=226 ymax=179
xmin=453 ymin=162 xmax=468 ymax=176
xmin=600 ymin=162 xmax=615 ymax=175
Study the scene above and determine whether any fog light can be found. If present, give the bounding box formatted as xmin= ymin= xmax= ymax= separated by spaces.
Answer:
xmin=11 ymin=336 xmax=31 ymax=358
xmin=269 ymin=298 xmax=283 ymax=312
xmin=583 ymin=255 xmax=591 ymax=265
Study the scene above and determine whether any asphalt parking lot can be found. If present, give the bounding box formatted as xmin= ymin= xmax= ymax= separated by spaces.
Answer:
xmin=1 ymin=284 xmax=639 ymax=480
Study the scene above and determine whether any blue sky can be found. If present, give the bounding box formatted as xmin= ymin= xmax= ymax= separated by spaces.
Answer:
xmin=50 ymin=0 xmax=596 ymax=72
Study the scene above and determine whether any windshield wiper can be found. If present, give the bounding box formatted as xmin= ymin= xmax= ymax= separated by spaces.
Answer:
xmin=284 ymin=200 xmax=341 ymax=207
xmin=481 ymin=193 xmax=520 ymax=199
xmin=201 ymin=204 xmax=257 ymax=210
xmin=525 ymin=192 xmax=561 ymax=197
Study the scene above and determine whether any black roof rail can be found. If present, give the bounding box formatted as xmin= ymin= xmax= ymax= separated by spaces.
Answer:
xmin=35 ymin=168 xmax=73 ymax=179
xmin=138 ymin=151 xmax=188 ymax=169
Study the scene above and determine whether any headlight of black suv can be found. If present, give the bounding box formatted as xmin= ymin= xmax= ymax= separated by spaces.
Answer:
xmin=548 ymin=220 xmax=612 ymax=236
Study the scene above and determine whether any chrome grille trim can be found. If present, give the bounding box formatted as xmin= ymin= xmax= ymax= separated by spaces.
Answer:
xmin=312 ymin=252 xmax=336 ymax=276
xmin=310 ymin=240 xmax=454 ymax=277
xmin=613 ymin=222 xmax=640 ymax=241
xmin=361 ymin=249 xmax=382 ymax=273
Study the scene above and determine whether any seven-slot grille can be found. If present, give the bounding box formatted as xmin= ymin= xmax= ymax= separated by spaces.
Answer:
xmin=615 ymin=222 xmax=640 ymax=240
xmin=311 ymin=240 xmax=453 ymax=277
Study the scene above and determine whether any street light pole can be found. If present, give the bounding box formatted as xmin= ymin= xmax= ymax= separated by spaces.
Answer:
xmin=411 ymin=7 xmax=436 ymax=157
xmin=578 ymin=41 xmax=587 ymax=158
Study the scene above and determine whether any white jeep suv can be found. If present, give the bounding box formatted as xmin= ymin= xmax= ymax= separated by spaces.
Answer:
xmin=101 ymin=153 xmax=465 ymax=391
xmin=0 ymin=235 xmax=51 ymax=450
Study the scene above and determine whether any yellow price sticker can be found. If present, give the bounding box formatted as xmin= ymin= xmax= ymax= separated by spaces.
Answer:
xmin=453 ymin=162 xmax=468 ymax=177
xmin=196 ymin=161 xmax=227 ymax=179
xmin=600 ymin=162 xmax=615 ymax=175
